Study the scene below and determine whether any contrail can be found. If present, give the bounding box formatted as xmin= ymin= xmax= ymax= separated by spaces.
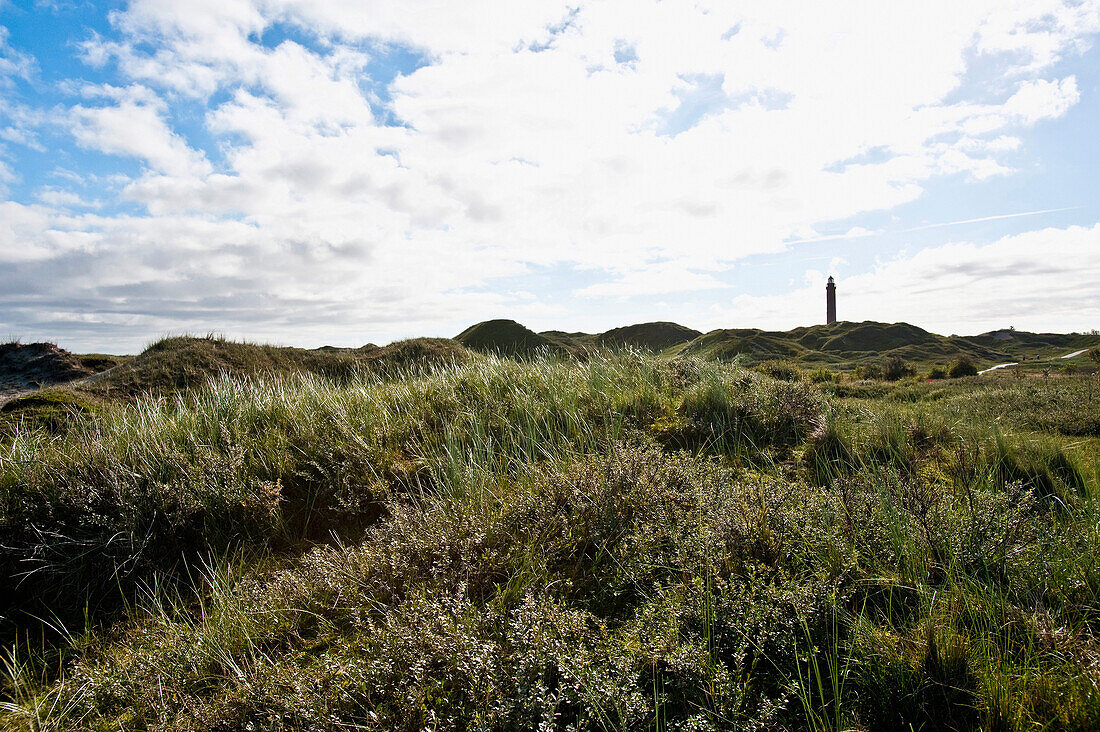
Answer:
xmin=895 ymin=206 xmax=1080 ymax=233
xmin=787 ymin=206 xmax=1080 ymax=245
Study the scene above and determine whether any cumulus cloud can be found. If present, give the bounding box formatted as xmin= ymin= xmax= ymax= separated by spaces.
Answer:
xmin=1 ymin=0 xmax=1099 ymax=349
xmin=1003 ymin=77 xmax=1080 ymax=124
xmin=576 ymin=261 xmax=729 ymax=298
xmin=69 ymin=85 xmax=212 ymax=177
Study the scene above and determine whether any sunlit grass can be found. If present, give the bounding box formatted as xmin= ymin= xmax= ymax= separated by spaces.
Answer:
xmin=1 ymin=351 xmax=1098 ymax=730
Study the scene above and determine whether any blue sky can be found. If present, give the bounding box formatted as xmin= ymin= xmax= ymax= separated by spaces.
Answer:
xmin=1 ymin=0 xmax=1099 ymax=352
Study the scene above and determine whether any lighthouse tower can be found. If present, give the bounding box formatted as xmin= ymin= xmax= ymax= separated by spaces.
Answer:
xmin=826 ymin=276 xmax=837 ymax=325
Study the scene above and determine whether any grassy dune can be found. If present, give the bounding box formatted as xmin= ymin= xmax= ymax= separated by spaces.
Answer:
xmin=1 ymin=350 xmax=1099 ymax=730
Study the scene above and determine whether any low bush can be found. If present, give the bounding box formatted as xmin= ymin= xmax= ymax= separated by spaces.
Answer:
xmin=949 ymin=357 xmax=979 ymax=378
xmin=853 ymin=363 xmax=884 ymax=380
xmin=673 ymin=369 xmax=825 ymax=449
xmin=883 ymin=355 xmax=915 ymax=381
xmin=2 ymin=349 xmax=1098 ymax=732
xmin=753 ymin=359 xmax=802 ymax=382
xmin=805 ymin=367 xmax=838 ymax=384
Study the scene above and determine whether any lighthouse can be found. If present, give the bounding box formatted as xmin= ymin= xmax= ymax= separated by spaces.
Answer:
xmin=826 ymin=276 xmax=836 ymax=324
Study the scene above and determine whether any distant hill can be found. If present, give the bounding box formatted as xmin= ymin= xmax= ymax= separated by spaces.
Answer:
xmin=672 ymin=321 xmax=1035 ymax=368
xmin=82 ymin=336 xmax=470 ymax=398
xmin=453 ymin=318 xmax=1100 ymax=368
xmin=596 ymin=322 xmax=702 ymax=351
xmin=963 ymin=329 xmax=1100 ymax=360
xmin=459 ymin=320 xmax=702 ymax=355
xmin=455 ymin=319 xmax=567 ymax=356
xmin=12 ymin=322 xmax=1097 ymax=405
xmin=539 ymin=330 xmax=597 ymax=351
xmin=362 ymin=338 xmax=470 ymax=373
xmin=0 ymin=342 xmax=103 ymax=399
xmin=676 ymin=328 xmax=809 ymax=362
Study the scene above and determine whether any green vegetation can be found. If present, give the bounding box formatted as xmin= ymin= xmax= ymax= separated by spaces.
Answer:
xmin=1 ymin=340 xmax=1099 ymax=730
xmin=596 ymin=322 xmax=703 ymax=351
xmin=670 ymin=321 xmax=1001 ymax=370
xmin=455 ymin=319 xmax=568 ymax=356
xmin=5 ymin=321 xmax=1097 ymax=406
xmin=79 ymin=335 xmax=469 ymax=399
xmin=667 ymin=321 xmax=1099 ymax=373
xmin=882 ymin=356 xmax=914 ymax=381
xmin=949 ymin=357 xmax=979 ymax=379
xmin=753 ymin=359 xmax=803 ymax=382
xmin=0 ymin=388 xmax=102 ymax=438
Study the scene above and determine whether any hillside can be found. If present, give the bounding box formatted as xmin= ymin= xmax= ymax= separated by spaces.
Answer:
xmin=0 ymin=342 xmax=114 ymax=400
xmin=596 ymin=321 xmax=702 ymax=351
xmin=1 ymin=351 xmax=1098 ymax=730
xmin=81 ymin=336 xmax=470 ymax=398
xmin=451 ymin=319 xmax=1099 ymax=370
xmin=963 ymin=328 xmax=1100 ymax=361
xmin=675 ymin=321 xmax=1023 ymax=368
xmin=677 ymin=328 xmax=811 ymax=362
xmin=455 ymin=319 xmax=568 ymax=356
xmin=538 ymin=330 xmax=597 ymax=351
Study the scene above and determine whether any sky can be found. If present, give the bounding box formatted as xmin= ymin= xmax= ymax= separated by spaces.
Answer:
xmin=1 ymin=0 xmax=1099 ymax=352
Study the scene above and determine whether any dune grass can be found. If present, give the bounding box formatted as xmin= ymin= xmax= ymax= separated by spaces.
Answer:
xmin=1 ymin=350 xmax=1098 ymax=730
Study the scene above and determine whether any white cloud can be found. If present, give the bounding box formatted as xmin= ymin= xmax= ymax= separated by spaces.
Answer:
xmin=3 ymin=0 xmax=1100 ymax=348
xmin=1003 ymin=76 xmax=1080 ymax=124
xmin=69 ymin=85 xmax=212 ymax=177
xmin=576 ymin=261 xmax=729 ymax=298
xmin=710 ymin=223 xmax=1100 ymax=335
xmin=0 ymin=27 xmax=34 ymax=87
xmin=35 ymin=187 xmax=101 ymax=209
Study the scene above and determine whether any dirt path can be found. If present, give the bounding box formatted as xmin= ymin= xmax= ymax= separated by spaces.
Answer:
xmin=979 ymin=362 xmax=1018 ymax=375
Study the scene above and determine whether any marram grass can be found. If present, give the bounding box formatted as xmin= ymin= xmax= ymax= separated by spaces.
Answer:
xmin=1 ymin=350 xmax=1098 ymax=731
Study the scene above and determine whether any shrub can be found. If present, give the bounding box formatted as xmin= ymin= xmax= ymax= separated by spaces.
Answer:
xmin=4 ymin=349 xmax=1100 ymax=732
xmin=949 ymin=357 xmax=978 ymax=378
xmin=1089 ymin=347 xmax=1100 ymax=373
xmin=805 ymin=367 xmax=837 ymax=384
xmin=754 ymin=360 xmax=802 ymax=382
xmin=883 ymin=356 xmax=915 ymax=381
xmin=928 ymin=366 xmax=948 ymax=380
xmin=675 ymin=370 xmax=825 ymax=449
xmin=853 ymin=363 xmax=884 ymax=380
xmin=0 ymin=388 xmax=101 ymax=436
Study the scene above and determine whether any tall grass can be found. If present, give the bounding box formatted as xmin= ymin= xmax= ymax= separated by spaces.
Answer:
xmin=1 ymin=352 xmax=726 ymax=623
xmin=1 ymin=352 xmax=1098 ymax=730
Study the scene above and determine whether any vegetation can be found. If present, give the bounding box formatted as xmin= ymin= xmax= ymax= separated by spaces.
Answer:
xmin=671 ymin=321 xmax=1005 ymax=370
xmin=882 ymin=356 xmax=914 ymax=381
xmin=596 ymin=322 xmax=703 ymax=352
xmin=0 ymin=342 xmax=103 ymax=396
xmin=754 ymin=360 xmax=803 ymax=382
xmin=78 ymin=335 xmax=469 ymax=399
xmin=0 ymin=388 xmax=102 ymax=438
xmin=455 ymin=319 xmax=568 ymax=356
xmin=5 ymin=321 xmax=1097 ymax=406
xmin=949 ymin=357 xmax=979 ymax=379
xmin=0 ymin=340 xmax=1098 ymax=731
